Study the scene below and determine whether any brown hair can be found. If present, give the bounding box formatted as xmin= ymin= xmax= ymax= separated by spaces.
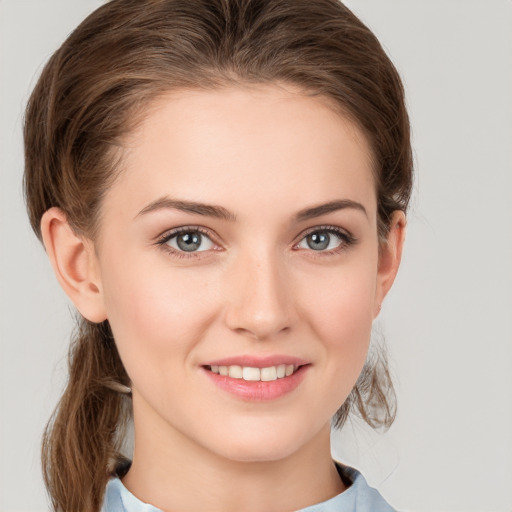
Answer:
xmin=24 ymin=0 xmax=412 ymax=510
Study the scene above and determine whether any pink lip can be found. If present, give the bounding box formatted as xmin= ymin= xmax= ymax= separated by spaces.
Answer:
xmin=200 ymin=355 xmax=311 ymax=401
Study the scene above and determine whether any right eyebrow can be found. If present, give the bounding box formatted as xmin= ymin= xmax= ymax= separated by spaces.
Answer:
xmin=135 ymin=196 xmax=237 ymax=222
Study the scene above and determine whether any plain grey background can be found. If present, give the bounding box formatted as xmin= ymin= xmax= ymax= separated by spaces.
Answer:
xmin=1 ymin=1 xmax=511 ymax=511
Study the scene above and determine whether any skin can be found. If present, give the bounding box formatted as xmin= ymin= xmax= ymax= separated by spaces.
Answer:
xmin=41 ymin=83 xmax=405 ymax=512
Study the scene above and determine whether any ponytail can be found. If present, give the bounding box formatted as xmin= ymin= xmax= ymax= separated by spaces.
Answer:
xmin=333 ymin=337 xmax=397 ymax=430
xmin=41 ymin=319 xmax=131 ymax=512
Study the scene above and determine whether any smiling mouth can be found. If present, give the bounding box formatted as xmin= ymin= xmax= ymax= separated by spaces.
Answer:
xmin=205 ymin=364 xmax=301 ymax=382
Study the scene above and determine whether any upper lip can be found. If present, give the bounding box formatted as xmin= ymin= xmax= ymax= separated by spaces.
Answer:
xmin=202 ymin=355 xmax=309 ymax=368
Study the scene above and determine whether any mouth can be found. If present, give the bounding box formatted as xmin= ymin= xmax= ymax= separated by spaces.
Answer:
xmin=204 ymin=363 xmax=301 ymax=382
xmin=200 ymin=359 xmax=310 ymax=401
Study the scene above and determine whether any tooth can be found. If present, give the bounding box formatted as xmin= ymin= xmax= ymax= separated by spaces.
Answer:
xmin=211 ymin=365 xmax=219 ymax=374
xmin=261 ymin=366 xmax=277 ymax=381
xmin=228 ymin=365 xmax=243 ymax=379
xmin=219 ymin=366 xmax=229 ymax=376
xmin=242 ymin=367 xmax=261 ymax=381
xmin=276 ymin=364 xmax=286 ymax=378
xmin=285 ymin=364 xmax=294 ymax=377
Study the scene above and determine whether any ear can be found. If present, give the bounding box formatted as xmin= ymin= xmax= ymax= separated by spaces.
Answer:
xmin=40 ymin=207 xmax=107 ymax=323
xmin=374 ymin=210 xmax=406 ymax=317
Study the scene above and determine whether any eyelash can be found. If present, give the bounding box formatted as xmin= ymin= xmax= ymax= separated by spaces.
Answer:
xmin=297 ymin=225 xmax=357 ymax=257
xmin=155 ymin=226 xmax=217 ymax=260
xmin=155 ymin=224 xmax=357 ymax=260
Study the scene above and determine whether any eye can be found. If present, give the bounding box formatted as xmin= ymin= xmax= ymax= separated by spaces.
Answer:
xmin=158 ymin=228 xmax=215 ymax=253
xmin=296 ymin=227 xmax=355 ymax=252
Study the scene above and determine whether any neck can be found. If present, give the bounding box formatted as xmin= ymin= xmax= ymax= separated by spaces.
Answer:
xmin=123 ymin=406 xmax=345 ymax=512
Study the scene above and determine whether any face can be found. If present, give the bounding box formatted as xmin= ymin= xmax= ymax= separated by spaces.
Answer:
xmin=91 ymin=84 xmax=389 ymax=463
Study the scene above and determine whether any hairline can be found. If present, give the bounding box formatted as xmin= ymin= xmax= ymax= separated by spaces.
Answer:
xmin=88 ymin=78 xmax=380 ymax=250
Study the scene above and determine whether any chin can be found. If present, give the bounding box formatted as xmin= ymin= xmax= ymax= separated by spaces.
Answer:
xmin=200 ymin=417 xmax=326 ymax=464
xmin=217 ymin=441 xmax=298 ymax=464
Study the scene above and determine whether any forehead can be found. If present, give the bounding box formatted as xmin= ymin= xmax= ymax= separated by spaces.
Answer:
xmin=101 ymin=84 xmax=377 ymax=228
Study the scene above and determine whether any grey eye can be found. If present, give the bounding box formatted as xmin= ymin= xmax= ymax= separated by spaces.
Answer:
xmin=306 ymin=232 xmax=330 ymax=250
xmin=297 ymin=230 xmax=345 ymax=251
xmin=167 ymin=231 xmax=214 ymax=252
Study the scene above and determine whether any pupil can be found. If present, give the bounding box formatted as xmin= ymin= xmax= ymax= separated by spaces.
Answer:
xmin=308 ymin=232 xmax=329 ymax=250
xmin=177 ymin=232 xmax=201 ymax=251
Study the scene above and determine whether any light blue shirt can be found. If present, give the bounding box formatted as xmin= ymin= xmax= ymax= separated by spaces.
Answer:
xmin=101 ymin=462 xmax=396 ymax=511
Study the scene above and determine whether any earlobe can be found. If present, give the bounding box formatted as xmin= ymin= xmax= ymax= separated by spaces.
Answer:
xmin=40 ymin=207 xmax=107 ymax=323
xmin=374 ymin=211 xmax=406 ymax=317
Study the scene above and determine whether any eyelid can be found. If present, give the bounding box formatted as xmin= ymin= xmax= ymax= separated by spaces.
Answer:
xmin=295 ymin=224 xmax=355 ymax=243
xmin=155 ymin=225 xmax=223 ymax=257
xmin=155 ymin=225 xmax=216 ymax=243
xmin=293 ymin=224 xmax=357 ymax=253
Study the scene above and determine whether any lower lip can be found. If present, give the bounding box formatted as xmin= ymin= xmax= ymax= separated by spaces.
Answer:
xmin=201 ymin=365 xmax=310 ymax=401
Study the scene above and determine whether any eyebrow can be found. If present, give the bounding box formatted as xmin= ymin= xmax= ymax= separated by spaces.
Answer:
xmin=294 ymin=199 xmax=367 ymax=222
xmin=136 ymin=197 xmax=237 ymax=221
xmin=136 ymin=196 xmax=367 ymax=222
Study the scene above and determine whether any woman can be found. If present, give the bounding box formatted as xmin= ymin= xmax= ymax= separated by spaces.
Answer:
xmin=23 ymin=0 xmax=412 ymax=510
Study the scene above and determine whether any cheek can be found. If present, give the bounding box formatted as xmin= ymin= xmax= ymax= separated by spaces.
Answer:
xmin=302 ymin=259 xmax=376 ymax=340
xmin=297 ymin=256 xmax=378 ymax=388
xmin=100 ymin=253 xmax=219 ymax=379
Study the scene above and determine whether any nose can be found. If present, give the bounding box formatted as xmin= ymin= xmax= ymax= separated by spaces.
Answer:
xmin=223 ymin=250 xmax=294 ymax=341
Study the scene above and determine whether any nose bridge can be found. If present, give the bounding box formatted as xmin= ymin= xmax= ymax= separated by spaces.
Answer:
xmin=224 ymin=245 xmax=293 ymax=340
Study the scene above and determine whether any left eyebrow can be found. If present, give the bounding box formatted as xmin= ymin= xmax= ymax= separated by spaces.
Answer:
xmin=293 ymin=199 xmax=368 ymax=222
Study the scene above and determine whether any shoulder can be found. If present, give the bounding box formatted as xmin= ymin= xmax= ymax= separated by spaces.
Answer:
xmin=100 ymin=477 xmax=162 ymax=512
xmin=298 ymin=462 xmax=397 ymax=512
xmin=340 ymin=463 xmax=397 ymax=512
